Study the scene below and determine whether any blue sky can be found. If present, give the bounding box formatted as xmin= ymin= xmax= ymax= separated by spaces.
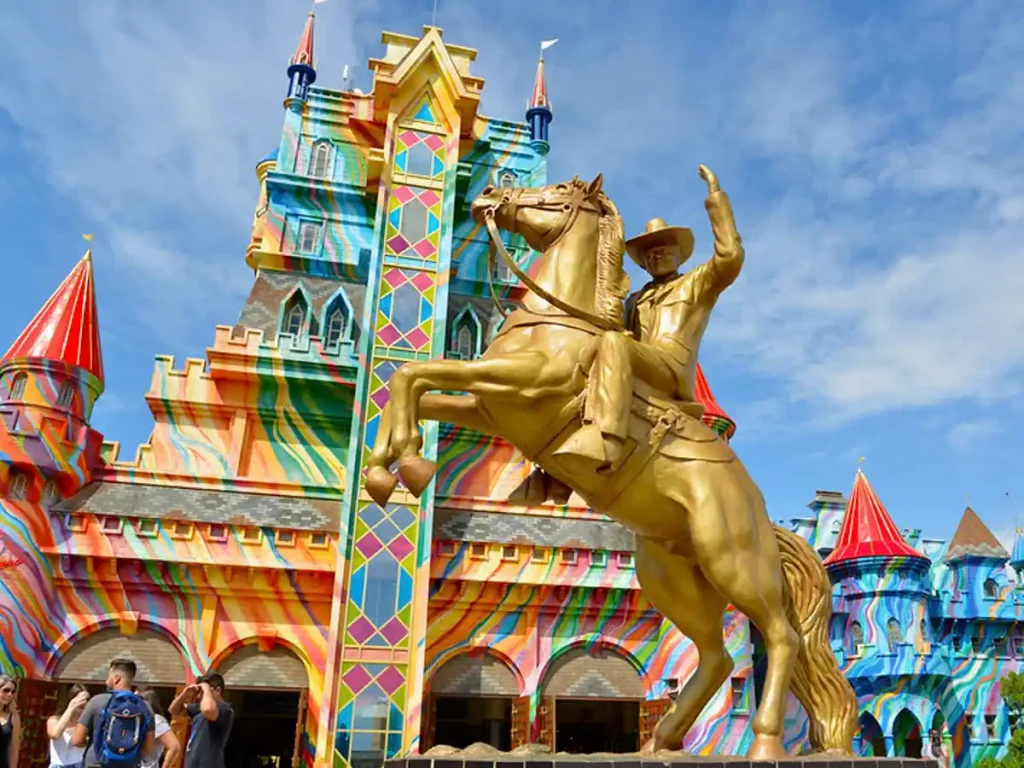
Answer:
xmin=2 ymin=0 xmax=1023 ymax=546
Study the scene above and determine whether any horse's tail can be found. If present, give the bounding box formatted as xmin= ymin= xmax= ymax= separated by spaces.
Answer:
xmin=773 ymin=524 xmax=858 ymax=753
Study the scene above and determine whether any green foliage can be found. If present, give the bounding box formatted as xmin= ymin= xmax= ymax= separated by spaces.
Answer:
xmin=1004 ymin=672 xmax=1024 ymax=731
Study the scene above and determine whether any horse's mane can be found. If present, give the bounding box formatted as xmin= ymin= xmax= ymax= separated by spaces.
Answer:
xmin=593 ymin=190 xmax=629 ymax=329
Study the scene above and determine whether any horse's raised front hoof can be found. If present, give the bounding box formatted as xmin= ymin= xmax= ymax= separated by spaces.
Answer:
xmin=746 ymin=734 xmax=787 ymax=761
xmin=397 ymin=456 xmax=438 ymax=497
xmin=366 ymin=466 xmax=399 ymax=506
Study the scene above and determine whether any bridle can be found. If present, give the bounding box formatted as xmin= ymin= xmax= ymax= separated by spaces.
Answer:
xmin=479 ymin=182 xmax=620 ymax=332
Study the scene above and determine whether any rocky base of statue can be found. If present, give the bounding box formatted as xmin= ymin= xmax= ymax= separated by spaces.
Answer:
xmin=386 ymin=743 xmax=939 ymax=767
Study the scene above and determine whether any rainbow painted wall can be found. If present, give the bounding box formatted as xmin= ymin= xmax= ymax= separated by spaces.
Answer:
xmin=0 ymin=19 xmax=1016 ymax=768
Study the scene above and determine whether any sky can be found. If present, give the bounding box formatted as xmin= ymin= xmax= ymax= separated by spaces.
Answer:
xmin=2 ymin=0 xmax=1023 ymax=547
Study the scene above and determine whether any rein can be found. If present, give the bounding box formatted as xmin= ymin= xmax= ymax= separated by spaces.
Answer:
xmin=482 ymin=186 xmax=620 ymax=333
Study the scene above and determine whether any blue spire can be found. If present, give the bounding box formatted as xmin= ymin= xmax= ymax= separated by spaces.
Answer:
xmin=286 ymin=12 xmax=317 ymax=101
xmin=526 ymin=54 xmax=552 ymax=152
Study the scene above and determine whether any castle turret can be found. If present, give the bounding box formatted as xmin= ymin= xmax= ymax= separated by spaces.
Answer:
xmin=944 ymin=505 xmax=1009 ymax=604
xmin=526 ymin=50 xmax=552 ymax=153
xmin=0 ymin=245 xmax=105 ymax=677
xmin=286 ymin=11 xmax=317 ymax=102
xmin=824 ymin=470 xmax=932 ymax=655
xmin=246 ymin=148 xmax=279 ymax=268
xmin=1 ymin=247 xmax=105 ymax=451
xmin=694 ymin=362 xmax=735 ymax=441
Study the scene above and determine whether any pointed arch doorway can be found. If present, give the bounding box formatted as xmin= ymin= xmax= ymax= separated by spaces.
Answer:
xmin=422 ymin=651 xmax=522 ymax=752
xmin=215 ymin=644 xmax=310 ymax=768
xmin=539 ymin=646 xmax=646 ymax=754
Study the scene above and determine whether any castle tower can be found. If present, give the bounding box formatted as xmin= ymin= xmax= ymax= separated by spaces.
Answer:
xmin=0 ymin=246 xmax=105 ymax=677
xmin=944 ymin=505 xmax=1009 ymax=598
xmin=526 ymin=51 xmax=552 ymax=153
xmin=824 ymin=470 xmax=931 ymax=651
xmin=325 ymin=27 xmax=494 ymax=763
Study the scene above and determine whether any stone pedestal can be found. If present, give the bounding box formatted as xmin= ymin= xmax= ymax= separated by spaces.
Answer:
xmin=386 ymin=758 xmax=939 ymax=768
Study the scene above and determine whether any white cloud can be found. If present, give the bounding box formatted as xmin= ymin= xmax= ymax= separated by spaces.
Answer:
xmin=0 ymin=0 xmax=372 ymax=344
xmin=3 ymin=0 xmax=1024 ymax=428
xmin=947 ymin=419 xmax=1000 ymax=450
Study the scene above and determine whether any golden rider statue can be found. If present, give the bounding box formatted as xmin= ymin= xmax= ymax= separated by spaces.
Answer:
xmin=553 ymin=165 xmax=744 ymax=473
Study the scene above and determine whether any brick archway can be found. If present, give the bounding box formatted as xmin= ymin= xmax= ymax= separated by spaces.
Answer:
xmin=53 ymin=628 xmax=188 ymax=685
xmin=541 ymin=646 xmax=644 ymax=699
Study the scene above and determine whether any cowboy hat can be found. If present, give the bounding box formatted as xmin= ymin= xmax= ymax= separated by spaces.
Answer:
xmin=625 ymin=218 xmax=695 ymax=267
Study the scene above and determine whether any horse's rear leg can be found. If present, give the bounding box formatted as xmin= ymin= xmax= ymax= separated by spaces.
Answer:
xmin=634 ymin=536 xmax=731 ymax=752
xmin=675 ymin=484 xmax=798 ymax=760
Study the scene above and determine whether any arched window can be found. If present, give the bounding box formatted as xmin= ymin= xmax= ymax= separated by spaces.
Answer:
xmin=456 ymin=325 xmax=474 ymax=359
xmin=887 ymin=618 xmax=903 ymax=645
xmin=310 ymin=141 xmax=332 ymax=178
xmin=850 ymin=621 xmax=864 ymax=647
xmin=281 ymin=290 xmax=310 ymax=339
xmin=8 ymin=373 xmax=27 ymax=400
xmin=984 ymin=578 xmax=999 ymax=598
xmin=9 ymin=472 xmax=28 ymax=500
xmin=42 ymin=479 xmax=59 ymax=507
xmin=297 ymin=221 xmax=322 ymax=254
xmin=326 ymin=306 xmax=346 ymax=346
xmin=56 ymin=382 xmax=75 ymax=408
xmin=498 ymin=170 xmax=517 ymax=189
xmin=449 ymin=308 xmax=481 ymax=360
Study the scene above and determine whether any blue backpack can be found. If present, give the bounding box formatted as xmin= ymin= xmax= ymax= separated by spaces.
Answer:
xmin=92 ymin=691 xmax=152 ymax=768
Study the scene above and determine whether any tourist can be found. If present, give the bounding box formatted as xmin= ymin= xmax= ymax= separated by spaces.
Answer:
xmin=923 ymin=728 xmax=949 ymax=767
xmin=136 ymin=688 xmax=181 ymax=768
xmin=71 ymin=659 xmax=156 ymax=768
xmin=0 ymin=676 xmax=21 ymax=768
xmin=168 ymin=673 xmax=234 ymax=768
xmin=47 ymin=685 xmax=89 ymax=768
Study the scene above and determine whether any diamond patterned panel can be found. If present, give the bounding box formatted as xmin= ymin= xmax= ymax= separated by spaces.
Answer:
xmin=384 ymin=185 xmax=442 ymax=260
xmin=394 ymin=129 xmax=445 ymax=179
xmin=344 ymin=503 xmax=418 ymax=648
xmin=375 ymin=268 xmax=435 ymax=351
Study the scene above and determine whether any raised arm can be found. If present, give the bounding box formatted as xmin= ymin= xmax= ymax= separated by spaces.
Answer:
xmin=694 ymin=164 xmax=744 ymax=299
xmin=168 ymin=686 xmax=196 ymax=718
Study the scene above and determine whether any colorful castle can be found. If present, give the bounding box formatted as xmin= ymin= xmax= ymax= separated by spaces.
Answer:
xmin=0 ymin=18 xmax=1016 ymax=768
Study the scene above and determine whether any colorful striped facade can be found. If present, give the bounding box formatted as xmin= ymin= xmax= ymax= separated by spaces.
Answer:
xmin=0 ymin=20 xmax=1016 ymax=768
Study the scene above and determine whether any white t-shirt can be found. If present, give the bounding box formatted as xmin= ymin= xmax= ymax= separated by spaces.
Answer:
xmin=49 ymin=726 xmax=86 ymax=767
xmin=140 ymin=714 xmax=172 ymax=768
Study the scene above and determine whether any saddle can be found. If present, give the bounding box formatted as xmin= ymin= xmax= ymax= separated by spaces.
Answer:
xmin=593 ymin=377 xmax=736 ymax=465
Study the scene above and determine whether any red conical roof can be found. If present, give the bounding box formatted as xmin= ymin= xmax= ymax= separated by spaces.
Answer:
xmin=823 ymin=469 xmax=927 ymax=565
xmin=694 ymin=363 xmax=736 ymax=440
xmin=529 ymin=55 xmax=549 ymax=111
xmin=3 ymin=250 xmax=104 ymax=380
xmin=291 ymin=12 xmax=315 ymax=67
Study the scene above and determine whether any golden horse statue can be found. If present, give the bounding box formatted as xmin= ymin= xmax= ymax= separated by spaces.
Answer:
xmin=363 ymin=171 xmax=858 ymax=759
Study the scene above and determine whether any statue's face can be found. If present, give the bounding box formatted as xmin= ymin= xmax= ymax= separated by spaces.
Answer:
xmin=644 ymin=245 xmax=682 ymax=278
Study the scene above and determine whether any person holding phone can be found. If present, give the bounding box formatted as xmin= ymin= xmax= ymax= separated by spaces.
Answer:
xmin=168 ymin=674 xmax=233 ymax=768
xmin=47 ymin=685 xmax=89 ymax=768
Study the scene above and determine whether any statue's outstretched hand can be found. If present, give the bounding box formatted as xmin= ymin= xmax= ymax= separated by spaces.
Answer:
xmin=698 ymin=164 xmax=720 ymax=195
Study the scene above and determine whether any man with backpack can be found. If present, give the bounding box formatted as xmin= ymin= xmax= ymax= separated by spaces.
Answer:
xmin=168 ymin=673 xmax=233 ymax=768
xmin=71 ymin=659 xmax=156 ymax=768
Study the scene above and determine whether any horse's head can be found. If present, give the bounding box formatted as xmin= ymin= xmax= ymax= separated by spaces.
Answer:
xmin=471 ymin=174 xmax=606 ymax=253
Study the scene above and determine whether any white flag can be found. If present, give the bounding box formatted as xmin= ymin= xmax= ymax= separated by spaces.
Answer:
xmin=342 ymin=65 xmax=349 ymax=80
xmin=540 ymin=39 xmax=559 ymax=51
xmin=314 ymin=0 xmax=329 ymax=4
